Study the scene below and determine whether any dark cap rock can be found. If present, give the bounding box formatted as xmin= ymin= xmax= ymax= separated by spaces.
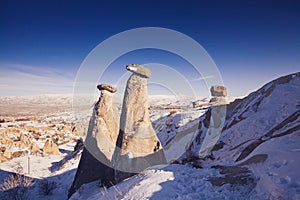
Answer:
xmin=126 ymin=64 xmax=151 ymax=78
xmin=210 ymin=85 xmax=227 ymax=97
xmin=97 ymin=84 xmax=117 ymax=93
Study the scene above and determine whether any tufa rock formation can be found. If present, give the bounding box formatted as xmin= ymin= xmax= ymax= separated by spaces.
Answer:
xmin=114 ymin=64 xmax=165 ymax=182
xmin=189 ymin=85 xmax=227 ymax=159
xmin=210 ymin=85 xmax=228 ymax=105
xmin=3 ymin=148 xmax=12 ymax=159
xmin=30 ymin=142 xmax=40 ymax=154
xmin=69 ymin=84 xmax=119 ymax=197
xmin=43 ymin=139 xmax=60 ymax=155
xmin=210 ymin=85 xmax=227 ymax=97
xmin=85 ymin=84 xmax=119 ymax=161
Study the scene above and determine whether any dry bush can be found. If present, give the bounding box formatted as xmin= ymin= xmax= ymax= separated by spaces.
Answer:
xmin=0 ymin=174 xmax=34 ymax=200
xmin=0 ymin=161 xmax=34 ymax=199
xmin=0 ymin=174 xmax=22 ymax=191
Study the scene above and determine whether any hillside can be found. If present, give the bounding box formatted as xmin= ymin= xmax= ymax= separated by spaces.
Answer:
xmin=0 ymin=72 xmax=299 ymax=199
xmin=72 ymin=72 xmax=300 ymax=199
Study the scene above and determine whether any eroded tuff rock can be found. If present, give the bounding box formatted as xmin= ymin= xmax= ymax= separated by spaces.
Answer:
xmin=210 ymin=85 xmax=227 ymax=97
xmin=114 ymin=64 xmax=165 ymax=182
xmin=69 ymin=84 xmax=119 ymax=197
xmin=85 ymin=84 xmax=119 ymax=161
xmin=43 ymin=139 xmax=60 ymax=155
xmin=30 ymin=141 xmax=40 ymax=154
xmin=126 ymin=63 xmax=151 ymax=78
xmin=189 ymin=85 xmax=227 ymax=159
xmin=210 ymin=85 xmax=228 ymax=105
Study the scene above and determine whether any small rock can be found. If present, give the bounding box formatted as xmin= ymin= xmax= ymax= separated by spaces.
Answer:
xmin=43 ymin=139 xmax=60 ymax=155
xmin=3 ymin=148 xmax=12 ymax=159
xmin=30 ymin=142 xmax=41 ymax=154
xmin=126 ymin=64 xmax=151 ymax=78
xmin=97 ymin=84 xmax=117 ymax=93
xmin=210 ymin=85 xmax=227 ymax=97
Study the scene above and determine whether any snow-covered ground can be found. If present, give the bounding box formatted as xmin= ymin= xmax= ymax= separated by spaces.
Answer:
xmin=72 ymin=73 xmax=300 ymax=200
xmin=71 ymin=164 xmax=254 ymax=200
xmin=0 ymin=142 xmax=81 ymax=200
xmin=1 ymin=73 xmax=299 ymax=200
xmin=0 ymin=94 xmax=209 ymax=199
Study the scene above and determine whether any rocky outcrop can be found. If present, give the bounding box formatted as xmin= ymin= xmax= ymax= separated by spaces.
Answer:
xmin=114 ymin=64 xmax=165 ymax=182
xmin=30 ymin=141 xmax=40 ymax=154
xmin=189 ymin=85 xmax=227 ymax=159
xmin=210 ymin=85 xmax=227 ymax=97
xmin=84 ymin=84 xmax=119 ymax=161
xmin=3 ymin=148 xmax=12 ymax=159
xmin=69 ymin=84 xmax=119 ymax=197
xmin=0 ymin=153 xmax=9 ymax=163
xmin=126 ymin=63 xmax=151 ymax=78
xmin=19 ymin=133 xmax=30 ymax=146
xmin=43 ymin=139 xmax=60 ymax=155
xmin=210 ymin=85 xmax=228 ymax=105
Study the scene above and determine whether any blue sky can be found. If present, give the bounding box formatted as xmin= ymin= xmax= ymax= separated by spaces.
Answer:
xmin=0 ymin=0 xmax=299 ymax=96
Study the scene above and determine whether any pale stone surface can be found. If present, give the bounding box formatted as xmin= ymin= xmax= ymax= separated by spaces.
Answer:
xmin=119 ymin=74 xmax=160 ymax=157
xmin=20 ymin=133 xmax=30 ymax=146
xmin=43 ymin=139 xmax=60 ymax=155
xmin=0 ymin=153 xmax=9 ymax=163
xmin=85 ymin=87 xmax=119 ymax=162
xmin=30 ymin=141 xmax=40 ymax=154
xmin=210 ymin=97 xmax=228 ymax=105
xmin=69 ymin=84 xmax=119 ymax=197
xmin=115 ymin=64 xmax=165 ymax=180
xmin=3 ymin=148 xmax=12 ymax=159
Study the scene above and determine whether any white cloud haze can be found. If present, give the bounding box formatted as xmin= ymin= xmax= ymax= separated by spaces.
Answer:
xmin=0 ymin=63 xmax=75 ymax=96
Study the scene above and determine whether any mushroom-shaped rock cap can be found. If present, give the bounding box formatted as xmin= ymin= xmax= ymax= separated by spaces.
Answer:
xmin=97 ymin=84 xmax=117 ymax=93
xmin=126 ymin=64 xmax=151 ymax=78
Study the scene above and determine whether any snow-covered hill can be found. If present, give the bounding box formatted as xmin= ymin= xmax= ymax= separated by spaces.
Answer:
xmin=72 ymin=72 xmax=300 ymax=199
xmin=1 ymin=72 xmax=299 ymax=199
xmin=210 ymin=72 xmax=300 ymax=199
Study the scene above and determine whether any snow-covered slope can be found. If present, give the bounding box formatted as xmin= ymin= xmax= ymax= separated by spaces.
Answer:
xmin=72 ymin=72 xmax=300 ymax=199
xmin=214 ymin=72 xmax=300 ymax=163
xmin=190 ymin=72 xmax=300 ymax=199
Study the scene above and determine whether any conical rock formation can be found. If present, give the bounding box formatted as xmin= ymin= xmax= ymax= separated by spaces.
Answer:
xmin=85 ymin=84 xmax=119 ymax=161
xmin=210 ymin=85 xmax=228 ymax=105
xmin=43 ymin=139 xmax=60 ymax=155
xmin=115 ymin=64 xmax=165 ymax=181
xmin=69 ymin=84 xmax=119 ymax=197
xmin=190 ymin=85 xmax=227 ymax=159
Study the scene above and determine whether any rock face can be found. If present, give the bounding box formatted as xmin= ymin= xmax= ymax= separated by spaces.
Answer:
xmin=30 ymin=142 xmax=40 ymax=154
xmin=69 ymin=84 xmax=119 ymax=197
xmin=85 ymin=84 xmax=119 ymax=161
xmin=3 ymin=148 xmax=12 ymax=159
xmin=210 ymin=85 xmax=227 ymax=97
xmin=43 ymin=139 xmax=60 ymax=155
xmin=126 ymin=63 xmax=151 ymax=78
xmin=190 ymin=85 xmax=227 ymax=158
xmin=210 ymin=85 xmax=228 ymax=105
xmin=114 ymin=64 xmax=165 ymax=182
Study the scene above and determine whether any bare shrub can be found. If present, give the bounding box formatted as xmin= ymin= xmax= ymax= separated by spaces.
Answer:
xmin=0 ymin=161 xmax=34 ymax=199
xmin=0 ymin=174 xmax=34 ymax=200
xmin=0 ymin=174 xmax=22 ymax=191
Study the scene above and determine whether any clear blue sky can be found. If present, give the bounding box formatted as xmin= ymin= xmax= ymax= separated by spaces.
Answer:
xmin=0 ymin=0 xmax=299 ymax=96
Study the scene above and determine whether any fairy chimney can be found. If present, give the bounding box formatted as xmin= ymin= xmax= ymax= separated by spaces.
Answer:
xmin=69 ymin=84 xmax=119 ymax=197
xmin=114 ymin=64 xmax=165 ymax=181
xmin=210 ymin=85 xmax=228 ymax=104
xmin=210 ymin=85 xmax=227 ymax=97
xmin=43 ymin=139 xmax=60 ymax=155
xmin=84 ymin=84 xmax=119 ymax=161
